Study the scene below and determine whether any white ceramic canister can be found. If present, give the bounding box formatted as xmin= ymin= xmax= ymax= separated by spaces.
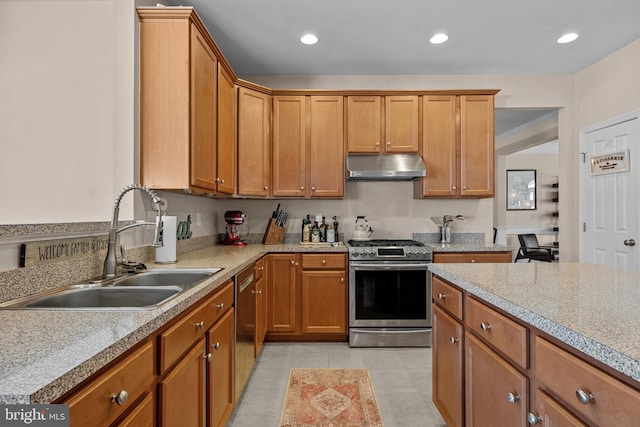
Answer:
xmin=155 ymin=215 xmax=177 ymax=263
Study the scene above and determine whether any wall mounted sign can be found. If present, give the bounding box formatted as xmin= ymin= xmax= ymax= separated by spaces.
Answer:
xmin=507 ymin=169 xmax=537 ymax=210
xmin=590 ymin=149 xmax=630 ymax=176
xmin=20 ymin=235 xmax=109 ymax=268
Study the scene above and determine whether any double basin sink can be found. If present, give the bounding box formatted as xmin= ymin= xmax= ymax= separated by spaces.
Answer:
xmin=0 ymin=268 xmax=222 ymax=311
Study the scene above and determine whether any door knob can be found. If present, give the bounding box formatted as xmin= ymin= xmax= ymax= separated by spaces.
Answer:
xmin=624 ymin=239 xmax=636 ymax=246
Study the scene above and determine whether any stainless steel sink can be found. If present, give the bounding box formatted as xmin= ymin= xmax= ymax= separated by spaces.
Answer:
xmin=0 ymin=268 xmax=223 ymax=311
xmin=18 ymin=286 xmax=182 ymax=310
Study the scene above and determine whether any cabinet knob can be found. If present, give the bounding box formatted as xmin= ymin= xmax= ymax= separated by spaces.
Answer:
xmin=195 ymin=321 xmax=205 ymax=329
xmin=527 ymin=412 xmax=542 ymax=425
xmin=220 ymin=179 xmax=225 ymax=184
xmin=437 ymin=293 xmax=446 ymax=299
xmin=340 ymin=277 xmax=345 ymax=283
xmin=110 ymin=390 xmax=129 ymax=406
xmin=386 ymin=141 xmax=391 ymax=146
xmin=311 ymin=186 xmax=316 ymax=191
xmin=480 ymin=322 xmax=491 ymax=331
xmin=203 ymin=353 xmax=212 ymax=362
xmin=463 ymin=185 xmax=468 ymax=190
xmin=576 ymin=388 xmax=595 ymax=405
xmin=290 ymin=260 xmax=295 ymax=265
xmin=263 ymin=186 xmax=268 ymax=190
xmin=449 ymin=336 xmax=459 ymax=344
xmin=470 ymin=259 xmax=476 ymax=263
xmin=321 ymin=259 xmax=327 ymax=265
xmin=506 ymin=392 xmax=520 ymax=404
xmin=212 ymin=342 xmax=221 ymax=350
xmin=252 ymin=289 xmax=262 ymax=295
xmin=300 ymin=186 xmax=305 ymax=191
xmin=375 ymin=142 xmax=380 ymax=147
xmin=452 ymin=186 xmax=457 ymax=190
xmin=216 ymin=303 xmax=225 ymax=310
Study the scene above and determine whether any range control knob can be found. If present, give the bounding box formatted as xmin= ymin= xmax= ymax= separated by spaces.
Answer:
xmin=352 ymin=251 xmax=360 ymax=257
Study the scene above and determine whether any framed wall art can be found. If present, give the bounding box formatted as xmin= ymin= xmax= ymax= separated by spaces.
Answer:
xmin=507 ymin=169 xmax=536 ymax=210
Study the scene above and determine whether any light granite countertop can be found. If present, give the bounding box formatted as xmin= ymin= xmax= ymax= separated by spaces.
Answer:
xmin=426 ymin=242 xmax=512 ymax=252
xmin=0 ymin=243 xmax=346 ymax=404
xmin=428 ymin=262 xmax=640 ymax=385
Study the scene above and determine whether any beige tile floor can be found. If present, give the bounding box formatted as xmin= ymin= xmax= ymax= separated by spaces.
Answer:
xmin=227 ymin=342 xmax=447 ymax=427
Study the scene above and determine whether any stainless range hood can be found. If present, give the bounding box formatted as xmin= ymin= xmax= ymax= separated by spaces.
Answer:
xmin=346 ymin=154 xmax=426 ymax=181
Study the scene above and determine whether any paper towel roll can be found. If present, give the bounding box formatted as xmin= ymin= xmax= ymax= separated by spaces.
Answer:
xmin=155 ymin=215 xmax=177 ymax=263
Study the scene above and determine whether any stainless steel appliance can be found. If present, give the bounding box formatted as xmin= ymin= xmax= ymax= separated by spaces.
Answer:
xmin=234 ymin=265 xmax=255 ymax=402
xmin=347 ymin=239 xmax=432 ymax=347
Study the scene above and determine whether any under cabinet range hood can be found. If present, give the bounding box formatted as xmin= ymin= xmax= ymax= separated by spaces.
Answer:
xmin=346 ymin=154 xmax=427 ymax=181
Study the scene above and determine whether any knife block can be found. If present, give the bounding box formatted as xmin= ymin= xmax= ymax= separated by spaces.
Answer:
xmin=262 ymin=218 xmax=285 ymax=244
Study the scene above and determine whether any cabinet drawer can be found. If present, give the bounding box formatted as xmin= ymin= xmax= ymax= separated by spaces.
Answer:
xmin=67 ymin=341 xmax=154 ymax=427
xmin=301 ymin=253 xmax=346 ymax=270
xmin=531 ymin=389 xmax=586 ymax=427
xmin=535 ymin=336 xmax=640 ymax=427
xmin=159 ymin=281 xmax=233 ymax=373
xmin=432 ymin=276 xmax=463 ymax=320
xmin=255 ymin=257 xmax=265 ymax=281
xmin=433 ymin=251 xmax=512 ymax=263
xmin=465 ymin=297 xmax=528 ymax=369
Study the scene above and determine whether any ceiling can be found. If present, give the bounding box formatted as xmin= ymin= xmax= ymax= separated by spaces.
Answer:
xmin=168 ymin=0 xmax=640 ymax=76
xmin=164 ymin=0 xmax=639 ymax=142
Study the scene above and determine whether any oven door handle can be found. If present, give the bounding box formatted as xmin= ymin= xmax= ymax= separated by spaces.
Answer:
xmin=350 ymin=263 xmax=431 ymax=270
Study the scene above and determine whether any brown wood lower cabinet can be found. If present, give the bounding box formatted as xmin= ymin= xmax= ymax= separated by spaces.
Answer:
xmin=432 ymin=305 xmax=463 ymax=427
xmin=465 ymin=332 xmax=528 ymax=427
xmin=117 ymin=391 xmax=155 ymax=427
xmin=159 ymin=338 xmax=207 ymax=427
xmin=207 ymin=309 xmax=235 ymax=427
xmin=433 ymin=251 xmax=512 ymax=263
xmin=266 ymin=252 xmax=348 ymax=341
xmin=431 ymin=274 xmax=640 ymax=427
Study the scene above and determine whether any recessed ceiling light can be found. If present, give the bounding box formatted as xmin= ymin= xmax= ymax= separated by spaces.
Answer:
xmin=300 ymin=34 xmax=318 ymax=45
xmin=429 ymin=33 xmax=449 ymax=45
xmin=557 ymin=33 xmax=579 ymax=44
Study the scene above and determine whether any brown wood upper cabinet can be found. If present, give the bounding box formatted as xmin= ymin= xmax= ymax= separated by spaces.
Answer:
xmin=138 ymin=9 xmax=236 ymax=195
xmin=346 ymin=95 xmax=419 ymax=153
xmin=417 ymin=94 xmax=495 ymax=198
xmin=272 ymin=96 xmax=344 ymax=198
xmin=237 ymin=85 xmax=271 ymax=197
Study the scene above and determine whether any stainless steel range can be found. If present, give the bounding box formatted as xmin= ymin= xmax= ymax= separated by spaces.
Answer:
xmin=347 ymin=239 xmax=432 ymax=347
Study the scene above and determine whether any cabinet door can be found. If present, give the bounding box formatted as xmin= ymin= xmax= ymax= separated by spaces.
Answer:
xmin=465 ymin=332 xmax=527 ymax=427
xmin=460 ymin=95 xmax=494 ymax=197
xmin=215 ymin=66 xmax=236 ymax=195
xmin=207 ymin=309 xmax=235 ymax=427
xmin=272 ymin=96 xmax=306 ymax=196
xmin=266 ymin=254 xmax=298 ymax=333
xmin=385 ymin=95 xmax=419 ymax=152
xmin=301 ymin=270 xmax=347 ymax=334
xmin=529 ymin=389 xmax=587 ymax=427
xmin=346 ymin=96 xmax=383 ymax=153
xmin=308 ymin=96 xmax=344 ymax=198
xmin=116 ymin=392 xmax=155 ymax=427
xmin=421 ymin=95 xmax=458 ymax=197
xmin=190 ymin=24 xmax=217 ymax=192
xmin=433 ymin=251 xmax=512 ymax=263
xmin=159 ymin=339 xmax=207 ymax=427
xmin=432 ymin=305 xmax=464 ymax=427
xmin=237 ymin=87 xmax=271 ymax=196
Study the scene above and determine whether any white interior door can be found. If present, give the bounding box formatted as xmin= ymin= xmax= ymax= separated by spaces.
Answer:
xmin=580 ymin=115 xmax=639 ymax=271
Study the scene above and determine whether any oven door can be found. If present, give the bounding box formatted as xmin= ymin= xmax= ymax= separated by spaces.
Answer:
xmin=349 ymin=261 xmax=431 ymax=328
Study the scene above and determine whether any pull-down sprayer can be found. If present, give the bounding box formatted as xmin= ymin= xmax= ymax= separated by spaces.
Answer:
xmin=102 ymin=184 xmax=164 ymax=279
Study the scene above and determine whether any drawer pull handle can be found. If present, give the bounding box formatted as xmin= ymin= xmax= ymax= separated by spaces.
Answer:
xmin=340 ymin=277 xmax=345 ymax=283
xmin=203 ymin=353 xmax=212 ymax=362
xmin=322 ymin=259 xmax=327 ymax=265
xmin=216 ymin=303 xmax=225 ymax=310
xmin=449 ymin=336 xmax=459 ymax=344
xmin=480 ymin=322 xmax=491 ymax=331
xmin=110 ymin=390 xmax=129 ymax=406
xmin=527 ymin=412 xmax=542 ymax=425
xmin=576 ymin=388 xmax=595 ymax=405
xmin=195 ymin=321 xmax=205 ymax=329
xmin=212 ymin=342 xmax=220 ymax=350
xmin=506 ymin=392 xmax=520 ymax=404
xmin=437 ymin=293 xmax=446 ymax=299
xmin=290 ymin=260 xmax=295 ymax=265
xmin=252 ymin=290 xmax=262 ymax=295
xmin=470 ymin=259 xmax=476 ymax=263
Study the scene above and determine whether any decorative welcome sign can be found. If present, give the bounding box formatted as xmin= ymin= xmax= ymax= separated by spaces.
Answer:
xmin=590 ymin=149 xmax=630 ymax=176
xmin=20 ymin=235 xmax=110 ymax=267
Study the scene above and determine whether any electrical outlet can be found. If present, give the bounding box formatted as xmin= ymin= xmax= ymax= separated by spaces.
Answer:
xmin=195 ymin=213 xmax=202 ymax=226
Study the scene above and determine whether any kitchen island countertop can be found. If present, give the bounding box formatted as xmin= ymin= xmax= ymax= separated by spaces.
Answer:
xmin=428 ymin=262 xmax=640 ymax=384
xmin=0 ymin=243 xmax=346 ymax=404
xmin=426 ymin=242 xmax=512 ymax=252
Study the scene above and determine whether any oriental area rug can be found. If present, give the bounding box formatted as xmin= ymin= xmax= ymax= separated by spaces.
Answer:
xmin=279 ymin=368 xmax=384 ymax=427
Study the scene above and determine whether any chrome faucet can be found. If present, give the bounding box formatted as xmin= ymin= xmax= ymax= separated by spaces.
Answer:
xmin=102 ymin=184 xmax=164 ymax=279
